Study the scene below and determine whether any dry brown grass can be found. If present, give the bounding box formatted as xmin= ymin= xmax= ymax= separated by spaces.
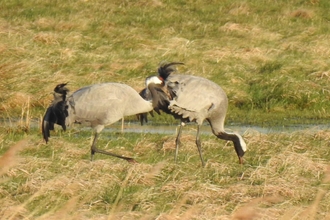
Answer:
xmin=1 ymin=129 xmax=330 ymax=219
xmin=290 ymin=9 xmax=314 ymax=19
xmin=0 ymin=138 xmax=29 ymax=176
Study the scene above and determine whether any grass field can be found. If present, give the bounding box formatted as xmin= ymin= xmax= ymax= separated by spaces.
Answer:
xmin=1 ymin=0 xmax=330 ymax=219
xmin=1 ymin=126 xmax=330 ymax=219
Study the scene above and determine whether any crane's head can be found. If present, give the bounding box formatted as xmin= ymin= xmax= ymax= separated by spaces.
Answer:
xmin=234 ymin=133 xmax=247 ymax=164
xmin=145 ymin=75 xmax=169 ymax=114
xmin=145 ymin=75 xmax=164 ymax=87
xmin=158 ymin=61 xmax=184 ymax=80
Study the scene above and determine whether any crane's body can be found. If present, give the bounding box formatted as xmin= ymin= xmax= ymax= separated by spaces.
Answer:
xmin=146 ymin=62 xmax=247 ymax=166
xmin=165 ymin=74 xmax=228 ymax=126
xmin=66 ymin=83 xmax=153 ymax=132
xmin=42 ymin=80 xmax=162 ymax=162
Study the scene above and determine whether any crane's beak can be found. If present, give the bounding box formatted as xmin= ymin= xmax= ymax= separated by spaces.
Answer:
xmin=239 ymin=157 xmax=244 ymax=164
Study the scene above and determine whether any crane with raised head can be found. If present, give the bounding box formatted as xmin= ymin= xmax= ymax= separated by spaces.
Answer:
xmin=143 ymin=62 xmax=247 ymax=167
xmin=42 ymin=78 xmax=163 ymax=163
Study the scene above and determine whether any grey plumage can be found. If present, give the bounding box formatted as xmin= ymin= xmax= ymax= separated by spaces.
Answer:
xmin=146 ymin=62 xmax=247 ymax=166
xmin=42 ymin=80 xmax=163 ymax=163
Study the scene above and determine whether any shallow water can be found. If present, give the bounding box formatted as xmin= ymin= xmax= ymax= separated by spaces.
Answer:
xmin=105 ymin=121 xmax=330 ymax=135
xmin=2 ymin=118 xmax=330 ymax=135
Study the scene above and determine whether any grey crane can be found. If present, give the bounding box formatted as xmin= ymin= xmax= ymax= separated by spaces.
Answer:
xmin=42 ymin=78 xmax=163 ymax=163
xmin=143 ymin=62 xmax=247 ymax=167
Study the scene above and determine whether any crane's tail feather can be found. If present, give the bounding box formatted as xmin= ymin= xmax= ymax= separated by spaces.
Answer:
xmin=42 ymin=121 xmax=50 ymax=143
xmin=42 ymin=107 xmax=55 ymax=143
xmin=137 ymin=111 xmax=156 ymax=126
xmin=158 ymin=61 xmax=184 ymax=80
xmin=137 ymin=112 xmax=147 ymax=126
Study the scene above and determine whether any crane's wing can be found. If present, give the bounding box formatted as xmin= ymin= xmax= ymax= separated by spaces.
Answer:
xmin=166 ymin=74 xmax=222 ymax=122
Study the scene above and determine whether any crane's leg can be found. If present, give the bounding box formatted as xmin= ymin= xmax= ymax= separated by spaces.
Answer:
xmin=174 ymin=122 xmax=184 ymax=163
xmin=121 ymin=117 xmax=124 ymax=133
xmin=90 ymin=132 xmax=137 ymax=163
xmin=90 ymin=132 xmax=99 ymax=161
xmin=195 ymin=125 xmax=205 ymax=167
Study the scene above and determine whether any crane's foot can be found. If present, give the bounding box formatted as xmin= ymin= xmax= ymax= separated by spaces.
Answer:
xmin=91 ymin=149 xmax=96 ymax=161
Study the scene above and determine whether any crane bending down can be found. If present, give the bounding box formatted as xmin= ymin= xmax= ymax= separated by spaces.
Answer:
xmin=42 ymin=78 xmax=163 ymax=163
xmin=143 ymin=62 xmax=247 ymax=167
